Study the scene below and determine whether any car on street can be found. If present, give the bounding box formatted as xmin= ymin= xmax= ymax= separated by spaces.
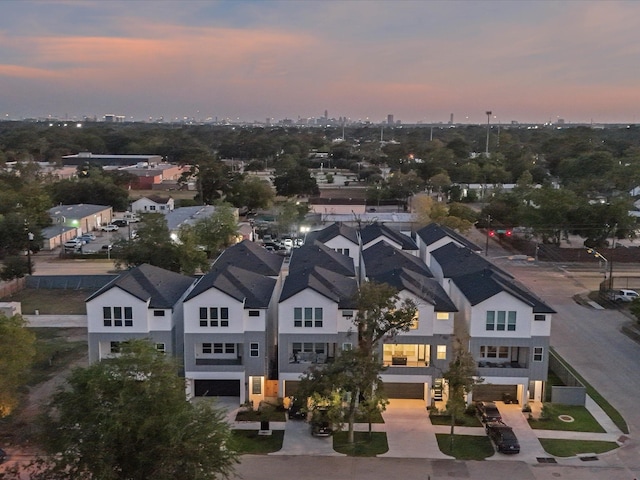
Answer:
xmin=476 ymin=401 xmax=502 ymax=423
xmin=100 ymin=224 xmax=119 ymax=232
xmin=485 ymin=421 xmax=520 ymax=454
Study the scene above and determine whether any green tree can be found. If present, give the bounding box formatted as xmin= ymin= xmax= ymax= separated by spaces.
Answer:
xmin=193 ymin=204 xmax=239 ymax=257
xmin=176 ymin=224 xmax=210 ymax=275
xmin=114 ymin=213 xmax=181 ymax=272
xmin=226 ymin=175 xmax=274 ymax=211
xmin=275 ymin=200 xmax=308 ymax=238
xmin=273 ymin=165 xmax=319 ymax=197
xmin=14 ymin=340 xmax=238 ymax=480
xmin=442 ymin=342 xmax=481 ymax=452
xmin=0 ymin=255 xmax=32 ymax=280
xmin=0 ymin=313 xmax=36 ymax=417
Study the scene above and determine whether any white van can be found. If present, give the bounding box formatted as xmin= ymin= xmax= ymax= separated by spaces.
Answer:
xmin=123 ymin=212 xmax=141 ymax=223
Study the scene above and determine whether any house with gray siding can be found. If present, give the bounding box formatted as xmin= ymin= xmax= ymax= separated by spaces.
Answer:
xmin=85 ymin=264 xmax=195 ymax=363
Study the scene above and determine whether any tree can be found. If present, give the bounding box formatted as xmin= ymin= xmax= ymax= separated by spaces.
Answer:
xmin=114 ymin=213 xmax=182 ymax=272
xmin=442 ymin=342 xmax=481 ymax=452
xmin=0 ymin=313 xmax=36 ymax=417
xmin=193 ymin=204 xmax=239 ymax=257
xmin=0 ymin=255 xmax=32 ymax=280
xmin=12 ymin=340 xmax=238 ymax=480
xmin=176 ymin=224 xmax=210 ymax=275
xmin=226 ymin=175 xmax=274 ymax=211
xmin=272 ymin=165 xmax=319 ymax=197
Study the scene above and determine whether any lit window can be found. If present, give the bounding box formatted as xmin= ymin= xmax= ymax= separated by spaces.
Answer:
xmin=436 ymin=345 xmax=447 ymax=360
xmin=436 ymin=312 xmax=449 ymax=320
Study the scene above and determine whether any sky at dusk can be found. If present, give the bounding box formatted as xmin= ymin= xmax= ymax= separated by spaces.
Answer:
xmin=2 ymin=0 xmax=640 ymax=124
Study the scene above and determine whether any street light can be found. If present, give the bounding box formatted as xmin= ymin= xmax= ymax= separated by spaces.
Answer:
xmin=586 ymin=247 xmax=610 ymax=289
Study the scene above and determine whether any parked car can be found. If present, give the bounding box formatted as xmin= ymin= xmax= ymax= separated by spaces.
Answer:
xmin=112 ymin=219 xmax=129 ymax=227
xmin=476 ymin=401 xmax=502 ymax=423
xmin=286 ymin=396 xmax=307 ymax=420
xmin=100 ymin=224 xmax=119 ymax=232
xmin=608 ymin=289 xmax=639 ymax=303
xmin=80 ymin=233 xmax=96 ymax=242
xmin=63 ymin=239 xmax=83 ymax=249
xmin=485 ymin=421 xmax=520 ymax=454
xmin=310 ymin=407 xmax=333 ymax=437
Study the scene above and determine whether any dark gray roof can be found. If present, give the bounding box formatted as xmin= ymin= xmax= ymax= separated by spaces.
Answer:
xmin=369 ymin=267 xmax=458 ymax=312
xmin=453 ymin=269 xmax=555 ymax=313
xmin=361 ymin=223 xmax=417 ymax=250
xmin=431 ymin=242 xmax=509 ymax=279
xmin=305 ymin=223 xmax=359 ymax=245
xmin=363 ymin=240 xmax=432 ymax=278
xmin=432 ymin=243 xmax=555 ymax=313
xmin=289 ymin=241 xmax=355 ymax=277
xmin=86 ymin=264 xmax=194 ymax=308
xmin=210 ymin=240 xmax=283 ymax=277
xmin=416 ymin=223 xmax=482 ymax=252
xmin=49 ymin=204 xmax=111 ymax=220
xmin=280 ymin=265 xmax=358 ymax=308
xmin=185 ymin=264 xmax=276 ymax=308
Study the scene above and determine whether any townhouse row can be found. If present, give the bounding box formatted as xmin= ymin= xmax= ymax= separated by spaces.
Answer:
xmin=86 ymin=222 xmax=554 ymax=407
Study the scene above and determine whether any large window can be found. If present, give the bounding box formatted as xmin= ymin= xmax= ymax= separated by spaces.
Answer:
xmin=486 ymin=310 xmax=516 ymax=331
xmin=480 ymin=345 xmax=511 ymax=359
xmin=199 ymin=307 xmax=229 ymax=327
xmin=201 ymin=343 xmax=235 ymax=355
xmin=293 ymin=307 xmax=323 ymax=328
xmin=290 ymin=342 xmax=327 ymax=363
xmin=103 ymin=306 xmax=133 ymax=327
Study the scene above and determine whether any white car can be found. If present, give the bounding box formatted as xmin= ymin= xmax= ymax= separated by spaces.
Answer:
xmin=101 ymin=224 xmax=119 ymax=232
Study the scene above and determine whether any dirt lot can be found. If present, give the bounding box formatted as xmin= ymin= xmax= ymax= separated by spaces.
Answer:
xmin=0 ymin=289 xmax=90 ymax=315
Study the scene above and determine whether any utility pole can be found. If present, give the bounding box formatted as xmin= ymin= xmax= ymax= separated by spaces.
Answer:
xmin=485 ymin=110 xmax=492 ymax=156
xmin=485 ymin=215 xmax=491 ymax=256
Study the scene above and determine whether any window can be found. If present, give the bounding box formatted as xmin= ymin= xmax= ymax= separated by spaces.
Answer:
xmin=534 ymin=314 xmax=546 ymax=321
xmin=533 ymin=347 xmax=544 ymax=362
xmin=248 ymin=310 xmax=260 ymax=317
xmin=336 ymin=248 xmax=350 ymax=256
xmin=199 ymin=307 xmax=230 ymax=327
xmin=486 ymin=310 xmax=516 ymax=332
xmin=202 ymin=343 xmax=212 ymax=354
xmin=103 ymin=306 xmax=133 ymax=327
xmin=342 ymin=310 xmax=353 ymax=318
xmin=250 ymin=343 xmax=259 ymax=357
xmin=294 ymin=307 xmax=323 ymax=328
xmin=410 ymin=312 xmax=419 ymax=329
xmin=110 ymin=341 xmax=129 ymax=354
xmin=436 ymin=345 xmax=447 ymax=360
xmin=252 ymin=377 xmax=262 ymax=394
xmin=155 ymin=343 xmax=166 ymax=353
xmin=480 ymin=345 xmax=513 ymax=359
xmin=149 ymin=205 xmax=156 ymax=211
xmin=204 ymin=343 xmax=236 ymax=355
xmin=342 ymin=343 xmax=352 ymax=351
xmin=436 ymin=312 xmax=449 ymax=320
xmin=153 ymin=310 xmax=165 ymax=317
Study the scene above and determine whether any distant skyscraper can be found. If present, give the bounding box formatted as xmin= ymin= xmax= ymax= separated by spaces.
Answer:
xmin=324 ymin=110 xmax=328 ymax=119
xmin=387 ymin=114 xmax=394 ymax=125
xmin=449 ymin=113 xmax=454 ymax=125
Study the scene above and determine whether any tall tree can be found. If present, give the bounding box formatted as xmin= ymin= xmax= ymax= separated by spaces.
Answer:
xmin=273 ymin=165 xmax=319 ymax=197
xmin=0 ymin=313 xmax=36 ymax=417
xmin=193 ymin=204 xmax=239 ymax=257
xmin=12 ymin=340 xmax=238 ymax=480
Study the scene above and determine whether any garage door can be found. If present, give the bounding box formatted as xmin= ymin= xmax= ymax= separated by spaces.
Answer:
xmin=473 ymin=384 xmax=517 ymax=402
xmin=194 ymin=380 xmax=240 ymax=397
xmin=383 ymin=382 xmax=424 ymax=399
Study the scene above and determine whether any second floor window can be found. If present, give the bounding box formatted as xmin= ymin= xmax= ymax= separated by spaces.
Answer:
xmin=486 ymin=310 xmax=516 ymax=331
xmin=199 ymin=307 xmax=229 ymax=327
xmin=103 ymin=306 xmax=133 ymax=327
xmin=294 ymin=307 xmax=323 ymax=328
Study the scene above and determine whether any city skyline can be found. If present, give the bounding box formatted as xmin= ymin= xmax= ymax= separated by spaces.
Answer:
xmin=2 ymin=0 xmax=640 ymax=124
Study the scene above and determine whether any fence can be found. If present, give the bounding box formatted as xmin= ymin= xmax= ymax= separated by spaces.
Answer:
xmin=549 ymin=349 xmax=586 ymax=406
xmin=0 ymin=277 xmax=27 ymax=298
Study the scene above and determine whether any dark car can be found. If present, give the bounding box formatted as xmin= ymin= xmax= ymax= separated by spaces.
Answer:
xmin=287 ymin=397 xmax=306 ymax=420
xmin=486 ymin=421 xmax=520 ymax=454
xmin=112 ymin=219 xmax=129 ymax=227
xmin=310 ymin=407 xmax=333 ymax=437
xmin=476 ymin=401 xmax=502 ymax=423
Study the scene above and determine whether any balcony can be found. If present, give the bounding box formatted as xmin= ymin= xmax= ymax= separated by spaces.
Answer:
xmin=382 ymin=356 xmax=430 ymax=368
xmin=288 ymin=352 xmax=329 ymax=364
xmin=478 ymin=360 xmax=525 ymax=369
xmin=196 ymin=358 xmax=242 ymax=366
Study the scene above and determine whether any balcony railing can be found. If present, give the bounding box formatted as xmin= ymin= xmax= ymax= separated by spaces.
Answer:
xmin=477 ymin=360 xmax=526 ymax=369
xmin=196 ymin=358 xmax=242 ymax=366
xmin=383 ymin=357 xmax=430 ymax=367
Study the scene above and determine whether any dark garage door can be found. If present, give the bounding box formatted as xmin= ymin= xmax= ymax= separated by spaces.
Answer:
xmin=473 ymin=384 xmax=517 ymax=402
xmin=383 ymin=382 xmax=424 ymax=399
xmin=194 ymin=380 xmax=240 ymax=397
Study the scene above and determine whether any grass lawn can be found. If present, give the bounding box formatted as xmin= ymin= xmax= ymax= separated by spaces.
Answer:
xmin=435 ymin=433 xmax=495 ymax=460
xmin=333 ymin=431 xmax=388 ymax=456
xmin=1 ymin=289 xmax=90 ymax=314
xmin=539 ymin=438 xmax=619 ymax=457
xmin=231 ymin=430 xmax=284 ymax=454
xmin=529 ymin=404 xmax=605 ymax=432
xmin=28 ymin=327 xmax=88 ymax=385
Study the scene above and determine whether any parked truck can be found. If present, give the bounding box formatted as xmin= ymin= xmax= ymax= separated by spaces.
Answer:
xmin=607 ymin=289 xmax=639 ymax=303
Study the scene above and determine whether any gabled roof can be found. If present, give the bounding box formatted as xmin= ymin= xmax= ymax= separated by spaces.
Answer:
xmin=431 ymin=242 xmax=510 ymax=279
xmin=280 ymin=265 xmax=358 ymax=308
xmin=369 ymin=267 xmax=458 ymax=312
xmin=453 ymin=268 xmax=556 ymax=313
xmin=416 ymin=223 xmax=481 ymax=252
xmin=289 ymin=241 xmax=355 ymax=277
xmin=305 ymin=223 xmax=359 ymax=245
xmin=210 ymin=240 xmax=283 ymax=277
xmin=363 ymin=240 xmax=432 ymax=278
xmin=136 ymin=195 xmax=172 ymax=204
xmin=361 ymin=223 xmax=418 ymax=250
xmin=432 ymin=243 xmax=555 ymax=313
xmin=185 ymin=264 xmax=276 ymax=308
xmin=86 ymin=264 xmax=194 ymax=308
